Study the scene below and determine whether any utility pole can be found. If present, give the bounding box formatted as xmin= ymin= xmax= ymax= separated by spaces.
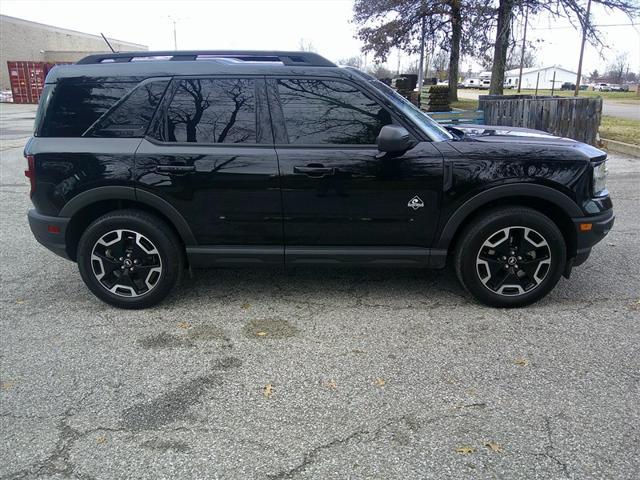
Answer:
xmin=574 ymin=0 xmax=592 ymax=97
xmin=517 ymin=7 xmax=529 ymax=93
xmin=169 ymin=16 xmax=178 ymax=50
xmin=417 ymin=16 xmax=426 ymax=101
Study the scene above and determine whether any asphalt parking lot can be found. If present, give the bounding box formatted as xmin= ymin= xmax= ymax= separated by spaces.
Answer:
xmin=1 ymin=103 xmax=639 ymax=479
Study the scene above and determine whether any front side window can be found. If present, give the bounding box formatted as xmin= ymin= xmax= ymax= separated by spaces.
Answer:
xmin=164 ymin=78 xmax=256 ymax=143
xmin=276 ymin=79 xmax=392 ymax=145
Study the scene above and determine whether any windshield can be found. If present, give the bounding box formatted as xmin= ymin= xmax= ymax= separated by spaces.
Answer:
xmin=370 ymin=80 xmax=453 ymax=142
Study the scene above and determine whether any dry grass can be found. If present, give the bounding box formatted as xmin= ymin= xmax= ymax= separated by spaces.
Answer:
xmin=599 ymin=116 xmax=640 ymax=145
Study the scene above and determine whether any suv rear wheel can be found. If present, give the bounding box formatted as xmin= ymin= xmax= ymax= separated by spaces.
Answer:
xmin=454 ymin=207 xmax=566 ymax=307
xmin=77 ymin=210 xmax=184 ymax=309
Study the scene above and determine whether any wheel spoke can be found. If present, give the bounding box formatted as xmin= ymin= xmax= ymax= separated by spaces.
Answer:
xmin=92 ymin=251 xmax=121 ymax=275
xmin=489 ymin=268 xmax=510 ymax=290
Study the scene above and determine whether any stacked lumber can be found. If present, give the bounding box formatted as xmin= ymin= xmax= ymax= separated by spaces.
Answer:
xmin=420 ymin=85 xmax=450 ymax=112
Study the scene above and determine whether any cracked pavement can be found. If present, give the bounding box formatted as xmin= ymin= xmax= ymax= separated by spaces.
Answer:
xmin=1 ymin=103 xmax=639 ymax=479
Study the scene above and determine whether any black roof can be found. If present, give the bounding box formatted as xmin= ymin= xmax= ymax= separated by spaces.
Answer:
xmin=77 ymin=50 xmax=336 ymax=67
xmin=46 ymin=50 xmax=353 ymax=83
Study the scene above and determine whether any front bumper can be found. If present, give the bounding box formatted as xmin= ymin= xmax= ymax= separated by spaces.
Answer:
xmin=571 ymin=208 xmax=615 ymax=266
xmin=27 ymin=209 xmax=71 ymax=260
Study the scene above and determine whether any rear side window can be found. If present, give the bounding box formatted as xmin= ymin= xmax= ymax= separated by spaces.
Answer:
xmin=276 ymin=79 xmax=391 ymax=144
xmin=87 ymin=80 xmax=169 ymax=138
xmin=39 ymin=81 xmax=133 ymax=137
xmin=163 ymin=78 xmax=256 ymax=143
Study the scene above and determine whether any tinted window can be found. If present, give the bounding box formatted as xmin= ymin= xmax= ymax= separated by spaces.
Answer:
xmin=88 ymin=80 xmax=169 ymax=138
xmin=164 ymin=78 xmax=256 ymax=143
xmin=277 ymin=79 xmax=391 ymax=144
xmin=40 ymin=81 xmax=133 ymax=137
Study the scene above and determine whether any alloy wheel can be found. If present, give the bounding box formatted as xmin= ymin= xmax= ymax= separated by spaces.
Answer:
xmin=476 ymin=226 xmax=552 ymax=296
xmin=90 ymin=229 xmax=162 ymax=297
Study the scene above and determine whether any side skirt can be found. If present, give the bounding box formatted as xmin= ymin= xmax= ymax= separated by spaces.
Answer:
xmin=186 ymin=246 xmax=447 ymax=269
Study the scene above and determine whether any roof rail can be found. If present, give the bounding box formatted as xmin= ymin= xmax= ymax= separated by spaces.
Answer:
xmin=77 ymin=50 xmax=336 ymax=67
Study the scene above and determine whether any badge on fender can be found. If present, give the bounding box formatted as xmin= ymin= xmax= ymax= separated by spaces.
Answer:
xmin=408 ymin=196 xmax=424 ymax=210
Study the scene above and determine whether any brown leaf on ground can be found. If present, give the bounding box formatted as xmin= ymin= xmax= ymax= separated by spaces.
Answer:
xmin=455 ymin=446 xmax=476 ymax=454
xmin=263 ymin=383 xmax=274 ymax=398
xmin=374 ymin=378 xmax=386 ymax=387
xmin=241 ymin=303 xmax=251 ymax=310
xmin=177 ymin=321 xmax=192 ymax=329
xmin=515 ymin=358 xmax=530 ymax=367
xmin=325 ymin=379 xmax=337 ymax=389
xmin=96 ymin=435 xmax=107 ymax=444
xmin=256 ymin=331 xmax=268 ymax=337
xmin=0 ymin=381 xmax=14 ymax=391
xmin=485 ymin=441 xmax=503 ymax=453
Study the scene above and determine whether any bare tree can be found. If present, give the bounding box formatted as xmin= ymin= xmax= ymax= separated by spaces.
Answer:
xmin=298 ymin=38 xmax=316 ymax=52
xmin=367 ymin=63 xmax=395 ymax=79
xmin=352 ymin=0 xmax=492 ymax=102
xmin=485 ymin=0 xmax=640 ymax=95
xmin=337 ymin=56 xmax=364 ymax=68
xmin=606 ymin=52 xmax=630 ymax=84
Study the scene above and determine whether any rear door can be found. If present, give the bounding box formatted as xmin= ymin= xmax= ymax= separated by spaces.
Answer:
xmin=135 ymin=76 xmax=283 ymax=255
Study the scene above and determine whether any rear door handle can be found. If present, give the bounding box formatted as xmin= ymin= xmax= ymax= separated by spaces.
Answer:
xmin=156 ymin=165 xmax=196 ymax=174
xmin=293 ymin=165 xmax=335 ymax=177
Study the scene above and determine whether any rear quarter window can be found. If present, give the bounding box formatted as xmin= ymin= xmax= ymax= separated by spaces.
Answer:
xmin=39 ymin=81 xmax=134 ymax=137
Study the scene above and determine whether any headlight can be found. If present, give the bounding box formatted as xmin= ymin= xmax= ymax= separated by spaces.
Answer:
xmin=592 ymin=161 xmax=608 ymax=196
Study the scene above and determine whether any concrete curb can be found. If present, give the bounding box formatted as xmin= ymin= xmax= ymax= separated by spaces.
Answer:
xmin=600 ymin=138 xmax=640 ymax=158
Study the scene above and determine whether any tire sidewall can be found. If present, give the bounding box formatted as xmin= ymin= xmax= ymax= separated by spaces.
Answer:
xmin=77 ymin=212 xmax=182 ymax=309
xmin=458 ymin=209 xmax=566 ymax=308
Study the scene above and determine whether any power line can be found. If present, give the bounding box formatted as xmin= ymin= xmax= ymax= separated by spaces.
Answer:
xmin=530 ymin=23 xmax=638 ymax=31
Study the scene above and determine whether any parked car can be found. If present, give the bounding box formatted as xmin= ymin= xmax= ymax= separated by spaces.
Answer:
xmin=609 ymin=84 xmax=629 ymax=92
xmin=0 ymin=90 xmax=13 ymax=102
xmin=26 ymin=50 xmax=614 ymax=309
xmin=560 ymin=82 xmax=575 ymax=91
xmin=593 ymin=83 xmax=611 ymax=92
xmin=462 ymin=78 xmax=480 ymax=88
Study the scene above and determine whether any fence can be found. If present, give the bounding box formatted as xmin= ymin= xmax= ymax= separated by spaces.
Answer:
xmin=478 ymin=95 xmax=603 ymax=145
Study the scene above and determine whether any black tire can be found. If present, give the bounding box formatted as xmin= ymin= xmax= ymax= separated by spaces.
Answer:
xmin=454 ymin=207 xmax=566 ymax=308
xmin=77 ymin=209 xmax=184 ymax=309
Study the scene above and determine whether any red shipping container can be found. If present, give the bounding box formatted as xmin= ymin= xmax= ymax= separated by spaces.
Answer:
xmin=7 ymin=61 xmax=70 ymax=104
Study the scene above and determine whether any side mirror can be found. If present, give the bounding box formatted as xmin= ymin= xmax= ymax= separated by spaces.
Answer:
xmin=377 ymin=125 xmax=414 ymax=153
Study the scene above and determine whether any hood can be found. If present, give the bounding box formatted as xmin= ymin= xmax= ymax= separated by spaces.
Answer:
xmin=450 ymin=125 xmax=607 ymax=162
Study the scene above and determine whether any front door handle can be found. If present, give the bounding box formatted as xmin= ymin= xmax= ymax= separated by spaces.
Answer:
xmin=293 ymin=164 xmax=335 ymax=177
xmin=156 ymin=165 xmax=196 ymax=174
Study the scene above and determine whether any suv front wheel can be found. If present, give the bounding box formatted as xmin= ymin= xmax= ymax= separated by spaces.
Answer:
xmin=77 ymin=210 xmax=184 ymax=309
xmin=454 ymin=207 xmax=566 ymax=308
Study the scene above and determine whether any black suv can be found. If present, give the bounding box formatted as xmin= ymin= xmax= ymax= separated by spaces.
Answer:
xmin=26 ymin=51 xmax=614 ymax=309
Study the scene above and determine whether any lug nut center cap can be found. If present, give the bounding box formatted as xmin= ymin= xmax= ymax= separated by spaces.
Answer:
xmin=123 ymin=259 xmax=133 ymax=267
xmin=507 ymin=256 xmax=517 ymax=265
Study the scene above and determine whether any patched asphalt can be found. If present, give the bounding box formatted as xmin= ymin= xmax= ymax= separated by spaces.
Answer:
xmin=1 ymin=104 xmax=639 ymax=479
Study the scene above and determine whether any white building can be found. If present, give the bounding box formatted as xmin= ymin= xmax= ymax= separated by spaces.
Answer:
xmin=503 ymin=66 xmax=580 ymax=90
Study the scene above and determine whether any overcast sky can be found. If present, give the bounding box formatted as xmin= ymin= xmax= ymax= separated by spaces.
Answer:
xmin=1 ymin=0 xmax=638 ymax=75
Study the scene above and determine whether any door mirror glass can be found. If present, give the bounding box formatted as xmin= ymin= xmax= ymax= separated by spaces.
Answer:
xmin=377 ymin=125 xmax=414 ymax=153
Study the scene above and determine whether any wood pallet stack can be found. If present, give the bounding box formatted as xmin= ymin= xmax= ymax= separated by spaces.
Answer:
xmin=420 ymin=85 xmax=450 ymax=112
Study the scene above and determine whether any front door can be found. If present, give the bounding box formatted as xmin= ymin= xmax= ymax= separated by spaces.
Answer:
xmin=135 ymin=76 xmax=282 ymax=251
xmin=267 ymin=77 xmax=443 ymax=255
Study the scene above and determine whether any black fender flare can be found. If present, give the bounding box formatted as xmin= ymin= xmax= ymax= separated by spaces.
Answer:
xmin=59 ymin=186 xmax=197 ymax=245
xmin=435 ymin=183 xmax=583 ymax=250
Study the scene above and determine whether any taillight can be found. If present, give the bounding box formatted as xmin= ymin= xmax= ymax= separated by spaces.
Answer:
xmin=25 ymin=154 xmax=35 ymax=196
